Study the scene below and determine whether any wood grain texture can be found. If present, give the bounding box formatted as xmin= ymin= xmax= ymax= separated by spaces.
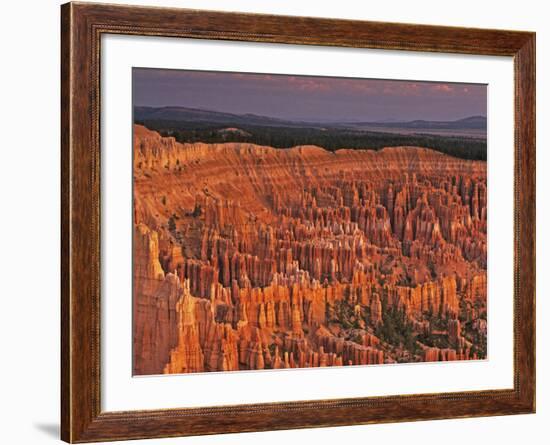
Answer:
xmin=60 ymin=2 xmax=536 ymax=442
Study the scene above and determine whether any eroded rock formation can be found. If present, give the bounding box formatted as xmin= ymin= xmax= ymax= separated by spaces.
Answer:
xmin=132 ymin=125 xmax=487 ymax=375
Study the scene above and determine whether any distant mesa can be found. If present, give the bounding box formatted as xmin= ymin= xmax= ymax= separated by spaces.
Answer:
xmin=217 ymin=127 xmax=252 ymax=137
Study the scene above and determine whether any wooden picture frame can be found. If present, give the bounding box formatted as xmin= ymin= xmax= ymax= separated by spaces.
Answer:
xmin=61 ymin=2 xmax=535 ymax=442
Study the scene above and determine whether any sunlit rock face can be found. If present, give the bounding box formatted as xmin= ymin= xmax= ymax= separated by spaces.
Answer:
xmin=132 ymin=125 xmax=487 ymax=375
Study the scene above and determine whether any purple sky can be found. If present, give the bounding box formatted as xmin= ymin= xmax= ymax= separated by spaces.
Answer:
xmin=133 ymin=68 xmax=487 ymax=122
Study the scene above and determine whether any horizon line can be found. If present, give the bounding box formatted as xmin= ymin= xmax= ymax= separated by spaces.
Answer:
xmin=133 ymin=104 xmax=488 ymax=125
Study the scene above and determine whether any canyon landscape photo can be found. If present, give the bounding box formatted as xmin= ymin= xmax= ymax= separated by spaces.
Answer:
xmin=132 ymin=69 xmax=487 ymax=376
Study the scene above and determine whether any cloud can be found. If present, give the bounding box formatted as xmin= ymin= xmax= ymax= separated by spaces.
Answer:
xmin=432 ymin=84 xmax=454 ymax=93
xmin=134 ymin=67 xmax=487 ymax=121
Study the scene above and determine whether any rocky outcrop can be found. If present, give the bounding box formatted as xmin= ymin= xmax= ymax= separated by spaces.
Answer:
xmin=132 ymin=125 xmax=487 ymax=374
xmin=133 ymin=224 xmax=179 ymax=375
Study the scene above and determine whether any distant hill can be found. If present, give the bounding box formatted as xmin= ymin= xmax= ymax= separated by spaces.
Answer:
xmin=134 ymin=106 xmax=315 ymax=128
xmin=134 ymin=106 xmax=486 ymax=132
xmin=347 ymin=116 xmax=487 ymax=131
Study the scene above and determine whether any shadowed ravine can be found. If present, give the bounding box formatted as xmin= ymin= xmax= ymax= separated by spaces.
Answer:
xmin=132 ymin=124 xmax=487 ymax=376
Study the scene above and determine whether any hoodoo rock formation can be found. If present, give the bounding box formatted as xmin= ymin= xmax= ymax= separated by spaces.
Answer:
xmin=132 ymin=125 xmax=487 ymax=375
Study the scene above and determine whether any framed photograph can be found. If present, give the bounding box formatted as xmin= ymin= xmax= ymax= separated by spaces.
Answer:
xmin=61 ymin=2 xmax=535 ymax=442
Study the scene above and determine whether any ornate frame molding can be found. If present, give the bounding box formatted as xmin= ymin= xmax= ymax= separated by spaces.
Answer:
xmin=61 ymin=2 xmax=535 ymax=442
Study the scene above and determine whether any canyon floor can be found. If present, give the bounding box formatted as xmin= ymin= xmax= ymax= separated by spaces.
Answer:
xmin=132 ymin=124 xmax=487 ymax=376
